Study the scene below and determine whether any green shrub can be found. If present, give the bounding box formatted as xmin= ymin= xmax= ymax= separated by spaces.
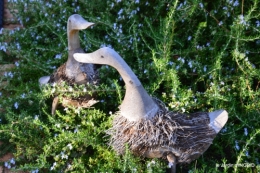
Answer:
xmin=0 ymin=0 xmax=260 ymax=172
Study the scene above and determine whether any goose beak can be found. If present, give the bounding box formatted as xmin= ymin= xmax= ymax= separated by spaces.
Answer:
xmin=69 ymin=14 xmax=95 ymax=30
xmin=76 ymin=21 xmax=95 ymax=30
xmin=208 ymin=109 xmax=228 ymax=133
xmin=74 ymin=53 xmax=94 ymax=63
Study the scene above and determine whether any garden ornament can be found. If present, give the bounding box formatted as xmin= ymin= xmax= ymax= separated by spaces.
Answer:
xmin=74 ymin=47 xmax=228 ymax=173
xmin=39 ymin=14 xmax=98 ymax=115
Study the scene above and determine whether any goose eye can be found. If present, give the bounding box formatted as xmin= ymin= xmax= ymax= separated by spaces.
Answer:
xmin=101 ymin=55 xmax=104 ymax=58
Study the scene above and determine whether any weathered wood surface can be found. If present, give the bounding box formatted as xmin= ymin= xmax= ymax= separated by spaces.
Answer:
xmin=2 ymin=0 xmax=22 ymax=30
xmin=1 ymin=1 xmax=24 ymax=172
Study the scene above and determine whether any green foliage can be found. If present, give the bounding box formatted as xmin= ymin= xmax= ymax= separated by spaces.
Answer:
xmin=0 ymin=0 xmax=260 ymax=172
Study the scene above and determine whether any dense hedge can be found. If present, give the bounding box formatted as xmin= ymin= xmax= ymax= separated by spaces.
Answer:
xmin=0 ymin=0 xmax=260 ymax=172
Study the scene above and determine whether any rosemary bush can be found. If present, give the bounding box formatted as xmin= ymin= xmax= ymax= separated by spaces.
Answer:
xmin=0 ymin=0 xmax=260 ymax=172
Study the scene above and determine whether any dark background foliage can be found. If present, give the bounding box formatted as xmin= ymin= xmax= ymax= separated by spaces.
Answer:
xmin=0 ymin=0 xmax=260 ymax=172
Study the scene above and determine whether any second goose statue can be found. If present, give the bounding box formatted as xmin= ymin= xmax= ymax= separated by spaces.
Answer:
xmin=74 ymin=47 xmax=228 ymax=173
xmin=39 ymin=14 xmax=98 ymax=114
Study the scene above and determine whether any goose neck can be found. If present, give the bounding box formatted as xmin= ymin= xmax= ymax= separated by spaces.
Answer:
xmin=68 ymin=30 xmax=80 ymax=51
xmin=102 ymin=49 xmax=159 ymax=121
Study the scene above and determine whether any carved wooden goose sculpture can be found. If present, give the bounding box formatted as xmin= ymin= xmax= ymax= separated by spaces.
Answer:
xmin=74 ymin=47 xmax=228 ymax=173
xmin=39 ymin=14 xmax=98 ymax=114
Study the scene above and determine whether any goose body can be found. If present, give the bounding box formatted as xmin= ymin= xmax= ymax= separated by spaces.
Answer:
xmin=39 ymin=14 xmax=98 ymax=114
xmin=74 ymin=47 xmax=228 ymax=172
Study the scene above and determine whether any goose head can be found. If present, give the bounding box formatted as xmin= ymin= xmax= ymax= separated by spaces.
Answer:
xmin=74 ymin=47 xmax=159 ymax=121
xmin=67 ymin=14 xmax=94 ymax=51
xmin=39 ymin=14 xmax=94 ymax=86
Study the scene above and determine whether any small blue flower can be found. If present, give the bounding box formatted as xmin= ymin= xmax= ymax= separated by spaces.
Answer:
xmin=21 ymin=93 xmax=26 ymax=98
xmin=244 ymin=127 xmax=248 ymax=136
xmin=15 ymin=61 xmax=19 ymax=67
xmin=177 ymin=3 xmax=183 ymax=10
xmin=178 ymin=57 xmax=185 ymax=63
xmin=55 ymin=53 xmax=62 ymax=59
xmin=221 ymin=127 xmax=227 ymax=133
xmin=16 ymin=42 xmax=21 ymax=50
xmin=118 ymin=9 xmax=123 ymax=16
xmin=50 ymin=162 xmax=57 ymax=170
xmin=34 ymin=115 xmax=39 ymax=120
xmin=61 ymin=152 xmax=68 ymax=159
xmin=235 ymin=140 xmax=240 ymax=150
xmin=113 ymin=23 xmax=117 ymax=30
xmin=239 ymin=15 xmax=246 ymax=25
xmin=188 ymin=61 xmax=192 ymax=68
xmin=55 ymin=124 xmax=60 ymax=128
xmin=0 ymin=42 xmax=7 ymax=52
xmin=4 ymin=162 xmax=11 ymax=169
xmin=67 ymin=143 xmax=73 ymax=150
xmin=14 ymin=102 xmax=19 ymax=109
xmin=227 ymin=12 xmax=230 ymax=17
xmin=31 ymin=169 xmax=39 ymax=173
xmin=203 ymin=66 xmax=207 ymax=72
xmin=10 ymin=158 xmax=15 ymax=164
xmin=168 ymin=61 xmax=173 ymax=66
xmin=233 ymin=0 xmax=239 ymax=6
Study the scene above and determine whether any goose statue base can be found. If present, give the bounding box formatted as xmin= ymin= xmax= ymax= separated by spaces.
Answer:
xmin=107 ymin=99 xmax=227 ymax=171
xmin=40 ymin=68 xmax=98 ymax=115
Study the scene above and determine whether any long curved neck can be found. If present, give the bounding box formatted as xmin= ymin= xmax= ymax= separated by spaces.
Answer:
xmin=117 ymin=61 xmax=159 ymax=121
xmin=66 ymin=28 xmax=82 ymax=79
xmin=109 ymin=52 xmax=141 ymax=88
xmin=74 ymin=48 xmax=159 ymax=121
xmin=110 ymin=52 xmax=159 ymax=121
xmin=68 ymin=30 xmax=80 ymax=51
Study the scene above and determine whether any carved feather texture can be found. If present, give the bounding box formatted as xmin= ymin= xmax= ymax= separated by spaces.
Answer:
xmin=107 ymin=99 xmax=216 ymax=164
